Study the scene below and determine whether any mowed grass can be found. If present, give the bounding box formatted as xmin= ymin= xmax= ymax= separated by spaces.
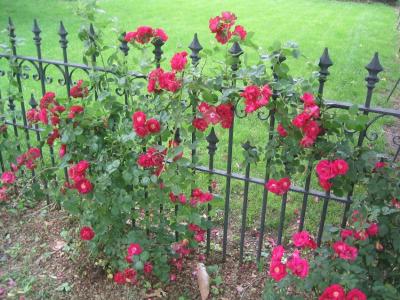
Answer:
xmin=1 ymin=0 xmax=399 ymax=247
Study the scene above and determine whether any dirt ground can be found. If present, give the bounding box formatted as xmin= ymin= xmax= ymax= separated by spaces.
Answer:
xmin=0 ymin=202 xmax=273 ymax=300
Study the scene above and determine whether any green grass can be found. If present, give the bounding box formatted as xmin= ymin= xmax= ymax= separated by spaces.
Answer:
xmin=1 ymin=0 xmax=399 ymax=246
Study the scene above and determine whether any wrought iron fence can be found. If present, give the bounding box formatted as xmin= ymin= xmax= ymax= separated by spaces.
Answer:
xmin=1 ymin=18 xmax=400 ymax=264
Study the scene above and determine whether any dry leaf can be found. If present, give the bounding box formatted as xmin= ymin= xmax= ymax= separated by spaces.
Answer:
xmin=197 ymin=263 xmax=209 ymax=300
xmin=51 ymin=240 xmax=66 ymax=251
xmin=144 ymin=288 xmax=167 ymax=298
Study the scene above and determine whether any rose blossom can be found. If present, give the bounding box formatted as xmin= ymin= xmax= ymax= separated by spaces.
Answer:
xmin=1 ymin=171 xmax=16 ymax=184
xmin=319 ymin=284 xmax=346 ymax=300
xmin=268 ymin=261 xmax=287 ymax=282
xmin=80 ymin=226 xmax=95 ymax=240
xmin=345 ymin=288 xmax=366 ymax=300
xmin=170 ymin=51 xmax=188 ymax=72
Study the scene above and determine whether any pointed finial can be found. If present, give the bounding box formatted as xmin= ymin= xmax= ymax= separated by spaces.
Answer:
xmin=229 ymin=41 xmax=243 ymax=57
xmin=32 ymin=19 xmax=42 ymax=45
xmin=188 ymin=33 xmax=203 ymax=66
xmin=7 ymin=17 xmax=16 ymax=43
xmin=206 ymin=127 xmax=219 ymax=155
xmin=174 ymin=128 xmax=182 ymax=144
xmin=319 ymin=48 xmax=333 ymax=71
xmin=365 ymin=52 xmax=383 ymax=88
xmin=89 ymin=23 xmax=95 ymax=36
xmin=58 ymin=21 xmax=68 ymax=49
xmin=119 ymin=32 xmax=129 ymax=56
xmin=242 ymin=141 xmax=252 ymax=151
xmin=152 ymin=38 xmax=164 ymax=68
xmin=29 ymin=93 xmax=38 ymax=108
xmin=8 ymin=96 xmax=15 ymax=111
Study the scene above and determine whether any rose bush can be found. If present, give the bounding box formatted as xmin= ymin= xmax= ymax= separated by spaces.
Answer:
xmin=1 ymin=3 xmax=399 ymax=294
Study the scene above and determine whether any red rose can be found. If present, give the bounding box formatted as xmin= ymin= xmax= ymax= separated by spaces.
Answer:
xmin=203 ymin=107 xmax=221 ymax=125
xmin=75 ymin=178 xmax=93 ymax=194
xmin=146 ymin=118 xmax=161 ymax=133
xmin=271 ymin=245 xmax=285 ymax=262
xmin=286 ymin=250 xmax=309 ymax=278
xmin=28 ymin=147 xmax=41 ymax=159
xmin=233 ymin=25 xmax=246 ymax=40
xmin=0 ymin=186 xmax=8 ymax=201
xmin=345 ymin=288 xmax=366 ymax=300
xmin=159 ymin=71 xmax=181 ymax=92
xmin=265 ymin=179 xmax=282 ymax=195
xmin=148 ymin=68 xmax=164 ymax=93
xmin=1 ymin=171 xmax=16 ymax=184
xmin=47 ymin=128 xmax=60 ymax=146
xmin=80 ymin=226 xmax=95 ymax=240
xmin=240 ymin=85 xmax=260 ymax=102
xmin=301 ymin=93 xmax=316 ymax=107
xmin=198 ymin=102 xmax=210 ymax=113
xmin=292 ymin=231 xmax=312 ymax=248
xmin=68 ymin=105 xmax=84 ymax=119
xmin=300 ymin=135 xmax=315 ymax=148
xmin=292 ymin=112 xmax=309 ymax=128
xmin=25 ymin=160 xmax=36 ymax=170
xmin=70 ymin=80 xmax=89 ymax=98
xmin=303 ymin=120 xmax=320 ymax=139
xmin=153 ymin=28 xmax=168 ymax=42
xmin=40 ymin=92 xmax=56 ymax=109
xmin=39 ymin=108 xmax=48 ymax=125
xmin=316 ymin=160 xmax=335 ymax=181
xmin=192 ymin=118 xmax=209 ymax=132
xmin=170 ymin=51 xmax=188 ymax=72
xmin=319 ymin=284 xmax=345 ymax=300
xmin=366 ymin=223 xmax=379 ymax=237
xmin=333 ymin=241 xmax=358 ymax=261
xmin=124 ymin=268 xmax=137 ymax=284
xmin=132 ymin=111 xmax=147 ymax=127
xmin=26 ymin=108 xmax=39 ymax=123
xmin=269 ymin=261 xmax=287 ymax=282
xmin=113 ymin=271 xmax=126 ymax=285
xmin=143 ymin=262 xmax=153 ymax=274
xmin=127 ymin=243 xmax=142 ymax=256
xmin=340 ymin=229 xmax=354 ymax=240
xmin=76 ymin=160 xmax=90 ymax=174
xmin=134 ymin=125 xmax=149 ymax=138
xmin=59 ymin=144 xmax=67 ymax=158
xmin=277 ymin=123 xmax=288 ymax=137
xmin=332 ymin=159 xmax=349 ymax=176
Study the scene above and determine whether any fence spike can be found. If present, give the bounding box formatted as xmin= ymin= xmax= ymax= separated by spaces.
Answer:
xmin=58 ymin=21 xmax=68 ymax=47
xmin=29 ymin=93 xmax=38 ymax=108
xmin=365 ymin=52 xmax=383 ymax=88
xmin=206 ymin=127 xmax=219 ymax=155
xmin=32 ymin=19 xmax=42 ymax=45
xmin=318 ymin=48 xmax=333 ymax=98
xmin=174 ymin=128 xmax=182 ymax=144
xmin=188 ymin=33 xmax=203 ymax=65
xmin=152 ymin=38 xmax=164 ymax=68
xmin=229 ymin=41 xmax=243 ymax=57
xmin=119 ymin=32 xmax=129 ymax=56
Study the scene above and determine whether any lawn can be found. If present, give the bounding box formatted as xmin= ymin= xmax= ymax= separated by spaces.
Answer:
xmin=1 ymin=0 xmax=399 ymax=252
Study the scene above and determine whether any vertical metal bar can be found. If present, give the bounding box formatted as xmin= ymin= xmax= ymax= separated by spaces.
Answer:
xmin=8 ymin=19 xmax=31 ymax=150
xmin=277 ymin=193 xmax=288 ymax=245
xmin=222 ymin=42 xmax=243 ymax=261
xmin=256 ymin=111 xmax=275 ymax=261
xmin=298 ymin=162 xmax=313 ymax=231
xmin=317 ymin=192 xmax=330 ymax=246
xmin=206 ymin=128 xmax=219 ymax=254
xmin=298 ymin=49 xmax=332 ymax=232
xmin=239 ymin=142 xmax=251 ymax=263
xmin=342 ymin=53 xmax=383 ymax=227
xmin=7 ymin=96 xmax=21 ymax=152
xmin=88 ymin=24 xmax=98 ymax=101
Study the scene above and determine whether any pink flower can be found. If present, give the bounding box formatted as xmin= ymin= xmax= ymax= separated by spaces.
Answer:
xmin=319 ymin=284 xmax=346 ymax=300
xmin=148 ymin=68 xmax=164 ymax=93
xmin=366 ymin=223 xmax=379 ymax=237
xmin=287 ymin=250 xmax=309 ymax=278
xmin=373 ymin=161 xmax=387 ymax=172
xmin=113 ymin=271 xmax=126 ymax=284
xmin=159 ymin=71 xmax=181 ymax=92
xmin=203 ymin=107 xmax=221 ymax=125
xmin=125 ymin=268 xmax=137 ymax=284
xmin=39 ymin=108 xmax=48 ymax=125
xmin=127 ymin=243 xmax=142 ymax=256
xmin=68 ymin=105 xmax=84 ymax=119
xmin=268 ymin=261 xmax=287 ymax=282
xmin=1 ymin=171 xmax=16 ymax=184
xmin=316 ymin=160 xmax=335 ymax=181
xmin=292 ymin=231 xmax=313 ymax=248
xmin=132 ymin=111 xmax=146 ymax=127
xmin=80 ymin=226 xmax=95 ymax=240
xmin=153 ymin=28 xmax=168 ymax=42
xmin=265 ymin=177 xmax=291 ymax=195
xmin=277 ymin=123 xmax=288 ymax=137
xmin=301 ymin=93 xmax=316 ymax=107
xmin=146 ymin=118 xmax=161 ymax=133
xmin=170 ymin=51 xmax=188 ymax=72
xmin=292 ymin=112 xmax=309 ymax=128
xmin=319 ymin=178 xmax=333 ymax=191
xmin=0 ymin=187 xmax=8 ymax=201
xmin=144 ymin=262 xmax=153 ymax=274
xmin=303 ymin=120 xmax=320 ymax=139
xmin=340 ymin=229 xmax=354 ymax=240
xmin=59 ymin=144 xmax=67 ymax=158
xmin=271 ymin=245 xmax=285 ymax=262
xmin=70 ymin=80 xmax=88 ymax=98
xmin=333 ymin=241 xmax=358 ymax=261
xmin=192 ymin=118 xmax=209 ymax=132
xmin=345 ymin=288 xmax=367 ymax=300
xmin=27 ymin=148 xmax=41 ymax=159
xmin=300 ymin=135 xmax=315 ymax=148
xmin=75 ymin=178 xmax=93 ymax=194
xmin=39 ymin=92 xmax=56 ymax=109
xmin=332 ymin=159 xmax=349 ymax=176
xmin=233 ymin=25 xmax=246 ymax=40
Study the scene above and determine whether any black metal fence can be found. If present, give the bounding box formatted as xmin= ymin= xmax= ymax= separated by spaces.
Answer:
xmin=1 ymin=18 xmax=400 ymax=263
